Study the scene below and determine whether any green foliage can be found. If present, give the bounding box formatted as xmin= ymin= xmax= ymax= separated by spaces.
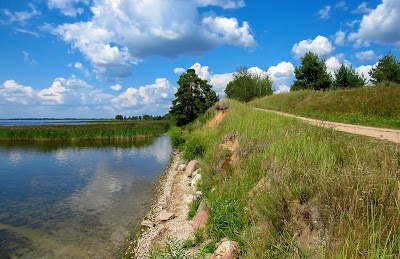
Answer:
xmin=148 ymin=237 xmax=190 ymax=259
xmin=168 ymin=126 xmax=186 ymax=149
xmin=249 ymin=87 xmax=400 ymax=129
xmin=115 ymin=114 xmax=124 ymax=120
xmin=191 ymin=100 xmax=399 ymax=257
xmin=170 ymin=69 xmax=219 ymax=127
xmin=333 ymin=64 xmax=366 ymax=89
xmin=225 ymin=66 xmax=273 ymax=102
xmin=0 ymin=120 xmax=170 ymax=141
xmin=292 ymin=52 xmax=332 ymax=91
xmin=370 ymin=52 xmax=400 ymax=85
xmin=183 ymin=134 xmax=206 ymax=161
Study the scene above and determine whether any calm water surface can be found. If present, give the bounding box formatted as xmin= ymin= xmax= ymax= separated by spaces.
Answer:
xmin=0 ymin=135 xmax=171 ymax=258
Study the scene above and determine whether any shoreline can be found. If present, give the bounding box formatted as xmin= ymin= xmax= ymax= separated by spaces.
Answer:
xmin=123 ymin=151 xmax=197 ymax=258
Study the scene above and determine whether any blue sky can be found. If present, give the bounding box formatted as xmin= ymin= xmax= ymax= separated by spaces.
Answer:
xmin=1 ymin=0 xmax=399 ymax=118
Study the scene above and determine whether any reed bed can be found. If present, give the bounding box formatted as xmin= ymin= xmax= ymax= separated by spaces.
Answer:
xmin=0 ymin=120 xmax=170 ymax=141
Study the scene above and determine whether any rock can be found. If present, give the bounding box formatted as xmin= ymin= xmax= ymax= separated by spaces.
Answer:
xmin=193 ymin=202 xmax=208 ymax=229
xmin=160 ymin=211 xmax=175 ymax=221
xmin=197 ymin=201 xmax=207 ymax=212
xmin=193 ymin=210 xmax=208 ymax=229
xmin=191 ymin=169 xmax=200 ymax=177
xmin=141 ymin=220 xmax=154 ymax=228
xmin=210 ymin=240 xmax=239 ymax=259
xmin=186 ymin=160 xmax=199 ymax=176
xmin=178 ymin=164 xmax=187 ymax=171
xmin=191 ymin=174 xmax=202 ymax=187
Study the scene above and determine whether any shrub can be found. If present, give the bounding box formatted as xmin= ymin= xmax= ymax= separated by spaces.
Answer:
xmin=168 ymin=127 xmax=185 ymax=149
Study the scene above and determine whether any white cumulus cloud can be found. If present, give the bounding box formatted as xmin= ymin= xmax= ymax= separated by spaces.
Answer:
xmin=48 ymin=0 xmax=89 ymax=17
xmin=355 ymin=50 xmax=377 ymax=61
xmin=267 ymin=62 xmax=295 ymax=92
xmin=352 ymin=2 xmax=373 ymax=14
xmin=292 ymin=35 xmax=334 ymax=59
xmin=334 ymin=30 xmax=346 ymax=46
xmin=50 ymin=0 xmax=253 ymax=81
xmin=110 ymin=84 xmax=123 ymax=92
xmin=349 ymin=0 xmax=400 ymax=47
xmin=0 ymin=80 xmax=34 ymax=105
xmin=111 ymin=78 xmax=176 ymax=109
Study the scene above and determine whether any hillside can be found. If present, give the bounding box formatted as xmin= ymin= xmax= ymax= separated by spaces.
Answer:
xmin=249 ymin=87 xmax=400 ymax=129
xmin=146 ymin=99 xmax=399 ymax=258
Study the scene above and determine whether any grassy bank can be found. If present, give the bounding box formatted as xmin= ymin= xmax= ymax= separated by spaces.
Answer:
xmin=249 ymin=86 xmax=400 ymax=129
xmin=0 ymin=120 xmax=170 ymax=141
xmin=170 ymin=99 xmax=399 ymax=258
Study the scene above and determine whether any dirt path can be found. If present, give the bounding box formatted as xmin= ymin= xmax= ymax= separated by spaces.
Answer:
xmin=255 ymin=108 xmax=400 ymax=144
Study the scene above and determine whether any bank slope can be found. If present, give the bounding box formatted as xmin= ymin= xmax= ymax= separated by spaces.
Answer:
xmin=167 ymin=99 xmax=399 ymax=258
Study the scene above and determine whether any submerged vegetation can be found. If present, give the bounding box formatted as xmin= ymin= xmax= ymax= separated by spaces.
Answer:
xmin=167 ymin=99 xmax=399 ymax=258
xmin=249 ymin=86 xmax=400 ymax=129
xmin=0 ymin=120 xmax=170 ymax=141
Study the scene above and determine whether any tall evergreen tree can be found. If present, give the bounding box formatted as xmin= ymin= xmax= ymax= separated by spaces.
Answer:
xmin=170 ymin=69 xmax=219 ymax=126
xmin=292 ymin=52 xmax=332 ymax=91
xmin=369 ymin=52 xmax=400 ymax=85
xmin=333 ymin=64 xmax=366 ymax=89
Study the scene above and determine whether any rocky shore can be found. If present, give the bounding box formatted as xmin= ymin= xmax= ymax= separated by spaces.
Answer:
xmin=128 ymin=151 xmax=201 ymax=258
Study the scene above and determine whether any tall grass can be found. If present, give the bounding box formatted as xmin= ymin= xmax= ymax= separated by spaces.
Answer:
xmin=0 ymin=120 xmax=170 ymax=141
xmin=249 ymin=86 xmax=400 ymax=129
xmin=180 ymin=99 xmax=399 ymax=258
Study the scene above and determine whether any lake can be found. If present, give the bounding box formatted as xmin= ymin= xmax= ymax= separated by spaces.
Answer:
xmin=0 ymin=135 xmax=172 ymax=258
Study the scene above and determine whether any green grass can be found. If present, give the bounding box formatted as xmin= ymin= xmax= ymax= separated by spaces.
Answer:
xmin=175 ymin=99 xmax=399 ymax=258
xmin=0 ymin=120 xmax=170 ymax=141
xmin=249 ymin=86 xmax=400 ymax=129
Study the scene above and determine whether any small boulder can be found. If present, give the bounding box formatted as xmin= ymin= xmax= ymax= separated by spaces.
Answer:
xmin=186 ymin=160 xmax=199 ymax=176
xmin=191 ymin=169 xmax=200 ymax=177
xmin=193 ymin=202 xmax=208 ymax=229
xmin=141 ymin=220 xmax=154 ymax=228
xmin=160 ymin=211 xmax=175 ymax=221
xmin=210 ymin=239 xmax=239 ymax=259
xmin=191 ymin=174 xmax=202 ymax=187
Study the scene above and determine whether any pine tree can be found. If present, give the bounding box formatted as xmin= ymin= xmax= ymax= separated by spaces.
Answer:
xmin=333 ymin=64 xmax=366 ymax=89
xmin=292 ymin=52 xmax=332 ymax=91
xmin=369 ymin=52 xmax=400 ymax=85
xmin=170 ymin=69 xmax=219 ymax=126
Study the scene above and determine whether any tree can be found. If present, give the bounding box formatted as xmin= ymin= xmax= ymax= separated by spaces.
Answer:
xmin=333 ymin=64 xmax=366 ymax=89
xmin=225 ymin=66 xmax=273 ymax=102
xmin=170 ymin=69 xmax=219 ymax=126
xmin=369 ymin=52 xmax=400 ymax=85
xmin=292 ymin=52 xmax=332 ymax=91
xmin=115 ymin=115 xmax=123 ymax=120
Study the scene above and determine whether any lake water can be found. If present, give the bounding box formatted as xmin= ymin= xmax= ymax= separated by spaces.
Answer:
xmin=0 ymin=135 xmax=172 ymax=258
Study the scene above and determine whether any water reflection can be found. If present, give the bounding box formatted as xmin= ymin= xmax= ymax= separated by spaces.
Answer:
xmin=0 ymin=135 xmax=171 ymax=258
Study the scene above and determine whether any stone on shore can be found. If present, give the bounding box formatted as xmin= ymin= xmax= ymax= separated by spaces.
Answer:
xmin=191 ymin=174 xmax=202 ymax=187
xmin=210 ymin=239 xmax=239 ymax=259
xmin=141 ymin=220 xmax=154 ymax=228
xmin=193 ymin=202 xmax=208 ymax=229
xmin=186 ymin=160 xmax=199 ymax=176
xmin=160 ymin=211 xmax=175 ymax=221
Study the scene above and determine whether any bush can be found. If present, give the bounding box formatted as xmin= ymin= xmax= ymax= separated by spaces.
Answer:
xmin=168 ymin=127 xmax=185 ymax=149
xmin=183 ymin=134 xmax=207 ymax=161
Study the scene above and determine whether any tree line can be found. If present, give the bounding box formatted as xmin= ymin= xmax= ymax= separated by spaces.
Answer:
xmin=114 ymin=114 xmax=170 ymax=121
xmin=169 ymin=51 xmax=400 ymax=127
xmin=292 ymin=51 xmax=400 ymax=91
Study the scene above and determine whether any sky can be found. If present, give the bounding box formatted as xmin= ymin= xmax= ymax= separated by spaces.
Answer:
xmin=0 ymin=0 xmax=399 ymax=119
